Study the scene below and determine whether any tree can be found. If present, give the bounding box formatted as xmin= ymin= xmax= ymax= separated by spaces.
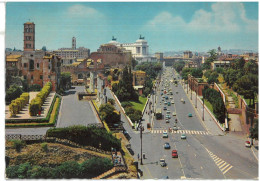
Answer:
xmin=244 ymin=60 xmax=258 ymax=75
xmin=59 ymin=72 xmax=71 ymax=91
xmin=233 ymin=58 xmax=245 ymax=70
xmin=99 ymin=103 xmax=120 ymax=124
xmin=107 ymin=98 xmax=115 ymax=105
xmin=131 ymin=58 xmax=138 ymax=68
xmin=173 ymin=60 xmax=185 ymax=72
xmin=191 ymin=68 xmax=203 ymax=78
xmin=202 ymin=60 xmax=211 ymax=70
xmin=207 ymin=71 xmax=219 ymax=84
xmin=249 ymin=119 xmax=258 ymax=141
xmin=5 ymin=85 xmax=23 ymax=104
xmin=207 ymin=49 xmax=217 ymax=62
xmin=223 ymin=69 xmax=238 ymax=87
xmin=41 ymin=46 xmax=47 ymax=51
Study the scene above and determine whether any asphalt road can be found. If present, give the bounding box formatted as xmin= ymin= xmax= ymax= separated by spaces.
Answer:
xmin=56 ymin=86 xmax=99 ymax=127
xmin=127 ymin=67 xmax=258 ymax=179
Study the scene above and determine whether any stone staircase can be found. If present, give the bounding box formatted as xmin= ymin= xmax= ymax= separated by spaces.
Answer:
xmin=92 ymin=167 xmax=116 ymax=179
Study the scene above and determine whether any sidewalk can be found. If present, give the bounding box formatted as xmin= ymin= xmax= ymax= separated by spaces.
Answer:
xmin=5 ymin=92 xmax=56 ymax=119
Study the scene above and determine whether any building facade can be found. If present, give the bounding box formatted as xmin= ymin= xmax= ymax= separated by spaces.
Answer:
xmin=53 ymin=37 xmax=90 ymax=65
xmin=108 ymin=35 xmax=157 ymax=63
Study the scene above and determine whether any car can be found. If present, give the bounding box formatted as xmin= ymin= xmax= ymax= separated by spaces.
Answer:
xmin=166 ymin=115 xmax=171 ymax=119
xmin=166 ymin=119 xmax=170 ymax=123
xmin=160 ymin=159 xmax=167 ymax=167
xmin=164 ymin=101 xmax=168 ymax=105
xmin=165 ymin=96 xmax=169 ymax=100
xmin=172 ymin=112 xmax=176 ymax=116
xmin=166 ymin=110 xmax=171 ymax=114
xmin=245 ymin=141 xmax=251 ymax=147
xmin=171 ymin=100 xmax=175 ymax=104
xmin=176 ymin=91 xmax=178 ymax=94
xmin=172 ymin=150 xmax=178 ymax=158
xmin=163 ymin=131 xmax=168 ymax=138
xmin=181 ymin=134 xmax=186 ymax=139
xmin=161 ymin=93 xmax=163 ymax=96
xmin=162 ymin=95 xmax=165 ymax=98
xmin=170 ymin=97 xmax=173 ymax=99
xmin=188 ymin=113 xmax=192 ymax=117
xmin=170 ymin=92 xmax=173 ymax=95
xmin=161 ymin=89 xmax=164 ymax=91
xmin=167 ymin=102 xmax=171 ymax=106
xmin=173 ymin=125 xmax=178 ymax=131
xmin=163 ymin=107 xmax=167 ymax=110
xmin=164 ymin=142 xmax=171 ymax=149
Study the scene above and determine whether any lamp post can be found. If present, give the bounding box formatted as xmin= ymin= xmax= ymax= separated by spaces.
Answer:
xmin=195 ymin=83 xmax=197 ymax=108
xmin=187 ymin=78 xmax=189 ymax=94
xmin=138 ymin=119 xmax=144 ymax=165
xmin=202 ymin=94 xmax=205 ymax=121
xmin=190 ymin=79 xmax=192 ymax=100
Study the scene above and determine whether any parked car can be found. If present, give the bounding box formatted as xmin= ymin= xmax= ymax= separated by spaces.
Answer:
xmin=166 ymin=114 xmax=171 ymax=119
xmin=172 ymin=150 xmax=178 ymax=158
xmin=172 ymin=112 xmax=176 ymax=116
xmin=171 ymin=100 xmax=174 ymax=104
xmin=163 ymin=107 xmax=167 ymax=111
xmin=181 ymin=134 xmax=186 ymax=139
xmin=245 ymin=141 xmax=251 ymax=147
xmin=163 ymin=131 xmax=168 ymax=138
xmin=164 ymin=142 xmax=171 ymax=149
xmin=188 ymin=113 xmax=192 ymax=117
xmin=166 ymin=119 xmax=170 ymax=123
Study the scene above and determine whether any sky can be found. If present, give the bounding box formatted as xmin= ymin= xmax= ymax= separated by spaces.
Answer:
xmin=5 ymin=2 xmax=259 ymax=53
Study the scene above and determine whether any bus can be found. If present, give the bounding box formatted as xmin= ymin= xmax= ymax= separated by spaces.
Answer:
xmin=156 ymin=108 xmax=162 ymax=120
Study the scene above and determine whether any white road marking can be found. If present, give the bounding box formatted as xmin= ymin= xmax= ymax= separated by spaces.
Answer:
xmin=219 ymin=162 xmax=227 ymax=169
xmin=223 ymin=165 xmax=233 ymax=174
xmin=215 ymin=159 xmax=222 ymax=164
xmin=217 ymin=160 xmax=225 ymax=166
xmin=220 ymin=164 xmax=230 ymax=172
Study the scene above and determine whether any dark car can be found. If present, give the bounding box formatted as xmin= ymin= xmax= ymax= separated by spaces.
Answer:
xmin=163 ymin=106 xmax=167 ymax=110
xmin=164 ymin=142 xmax=171 ymax=149
xmin=172 ymin=150 xmax=178 ymax=158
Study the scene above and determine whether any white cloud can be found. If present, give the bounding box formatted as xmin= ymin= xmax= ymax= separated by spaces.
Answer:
xmin=144 ymin=2 xmax=257 ymax=33
xmin=67 ymin=4 xmax=103 ymax=18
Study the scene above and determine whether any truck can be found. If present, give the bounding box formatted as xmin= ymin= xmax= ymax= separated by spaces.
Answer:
xmin=155 ymin=108 xmax=162 ymax=120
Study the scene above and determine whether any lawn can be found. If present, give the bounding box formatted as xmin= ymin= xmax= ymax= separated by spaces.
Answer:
xmin=129 ymin=96 xmax=147 ymax=112
xmin=204 ymin=99 xmax=214 ymax=115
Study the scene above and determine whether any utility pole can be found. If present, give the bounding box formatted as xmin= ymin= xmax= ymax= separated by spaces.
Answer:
xmin=187 ymin=78 xmax=189 ymax=94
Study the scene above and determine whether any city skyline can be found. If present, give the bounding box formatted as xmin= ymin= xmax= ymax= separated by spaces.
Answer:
xmin=5 ymin=2 xmax=258 ymax=53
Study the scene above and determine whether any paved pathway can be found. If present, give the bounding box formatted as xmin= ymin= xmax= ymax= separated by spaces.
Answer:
xmin=56 ymin=86 xmax=99 ymax=128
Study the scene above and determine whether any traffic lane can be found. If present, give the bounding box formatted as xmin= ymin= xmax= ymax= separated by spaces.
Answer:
xmin=196 ymin=135 xmax=258 ymax=179
xmin=174 ymin=134 xmax=224 ymax=179
xmin=141 ymin=132 xmax=184 ymax=179
xmin=173 ymin=95 xmax=205 ymax=131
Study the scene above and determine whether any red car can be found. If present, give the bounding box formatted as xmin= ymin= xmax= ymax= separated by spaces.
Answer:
xmin=172 ymin=150 xmax=178 ymax=158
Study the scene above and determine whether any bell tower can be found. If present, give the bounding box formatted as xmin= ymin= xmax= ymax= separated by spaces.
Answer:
xmin=72 ymin=37 xmax=76 ymax=49
xmin=23 ymin=21 xmax=35 ymax=51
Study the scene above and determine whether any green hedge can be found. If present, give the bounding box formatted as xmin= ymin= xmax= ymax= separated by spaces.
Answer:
xmin=46 ymin=125 xmax=121 ymax=151
xmin=9 ymin=93 xmax=29 ymax=117
xmin=29 ymin=82 xmax=52 ymax=116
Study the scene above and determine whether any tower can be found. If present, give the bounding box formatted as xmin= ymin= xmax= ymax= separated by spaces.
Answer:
xmin=23 ymin=22 xmax=35 ymax=51
xmin=72 ymin=37 xmax=76 ymax=49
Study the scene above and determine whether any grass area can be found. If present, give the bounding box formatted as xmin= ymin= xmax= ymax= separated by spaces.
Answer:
xmin=49 ymin=97 xmax=61 ymax=124
xmin=218 ymin=74 xmax=224 ymax=83
xmin=129 ymin=96 xmax=147 ymax=112
xmin=204 ymin=99 xmax=214 ymax=114
xmin=230 ymin=92 xmax=239 ymax=108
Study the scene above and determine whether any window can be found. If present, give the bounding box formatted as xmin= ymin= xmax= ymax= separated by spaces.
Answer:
xmin=37 ymin=63 xmax=39 ymax=69
xmin=29 ymin=59 xmax=34 ymax=70
xmin=48 ymin=75 xmax=51 ymax=79
xmin=26 ymin=44 xmax=31 ymax=48
xmin=26 ymin=36 xmax=32 ymax=40
xmin=24 ymin=75 xmax=27 ymax=80
xmin=31 ymin=75 xmax=33 ymax=80
xmin=48 ymin=65 xmax=51 ymax=70
xmin=24 ymin=63 xmax=27 ymax=68
xmin=40 ymin=75 xmax=43 ymax=80
xmin=70 ymin=60 xmax=73 ymax=64
xmin=61 ymin=60 xmax=64 ymax=64
xmin=29 ymin=28 xmax=33 ymax=32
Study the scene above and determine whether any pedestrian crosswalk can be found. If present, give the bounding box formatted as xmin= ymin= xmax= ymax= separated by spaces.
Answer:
xmin=206 ymin=149 xmax=233 ymax=175
xmin=150 ymin=129 xmax=209 ymax=135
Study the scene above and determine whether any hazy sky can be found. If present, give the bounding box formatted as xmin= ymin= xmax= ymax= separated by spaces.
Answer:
xmin=5 ymin=2 xmax=258 ymax=53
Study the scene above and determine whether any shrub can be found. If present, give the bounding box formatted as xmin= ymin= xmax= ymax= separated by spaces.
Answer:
xmin=121 ymin=101 xmax=133 ymax=108
xmin=107 ymin=98 xmax=115 ymax=105
xmin=46 ymin=125 xmax=121 ymax=151
xmin=41 ymin=142 xmax=48 ymax=152
xmin=11 ymin=139 xmax=25 ymax=152
xmin=29 ymin=84 xmax=42 ymax=91
xmin=17 ymin=162 xmax=31 ymax=179
xmin=55 ymin=161 xmax=81 ymax=178
xmin=6 ymin=165 xmax=20 ymax=178
xmin=5 ymin=84 xmax=23 ymax=103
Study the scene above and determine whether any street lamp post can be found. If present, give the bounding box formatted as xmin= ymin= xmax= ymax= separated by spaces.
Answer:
xmin=202 ymin=96 xmax=205 ymax=121
xmin=187 ymin=79 xmax=189 ymax=94
xmin=195 ymin=84 xmax=197 ymax=108
xmin=190 ymin=80 xmax=192 ymax=100
xmin=139 ymin=119 xmax=144 ymax=165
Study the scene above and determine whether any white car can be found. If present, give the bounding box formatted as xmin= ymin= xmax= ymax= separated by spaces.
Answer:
xmin=170 ymin=97 xmax=173 ymax=99
xmin=171 ymin=100 xmax=175 ymax=104
xmin=245 ymin=141 xmax=251 ymax=147
xmin=172 ymin=112 xmax=176 ymax=116
xmin=163 ymin=131 xmax=168 ymax=138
